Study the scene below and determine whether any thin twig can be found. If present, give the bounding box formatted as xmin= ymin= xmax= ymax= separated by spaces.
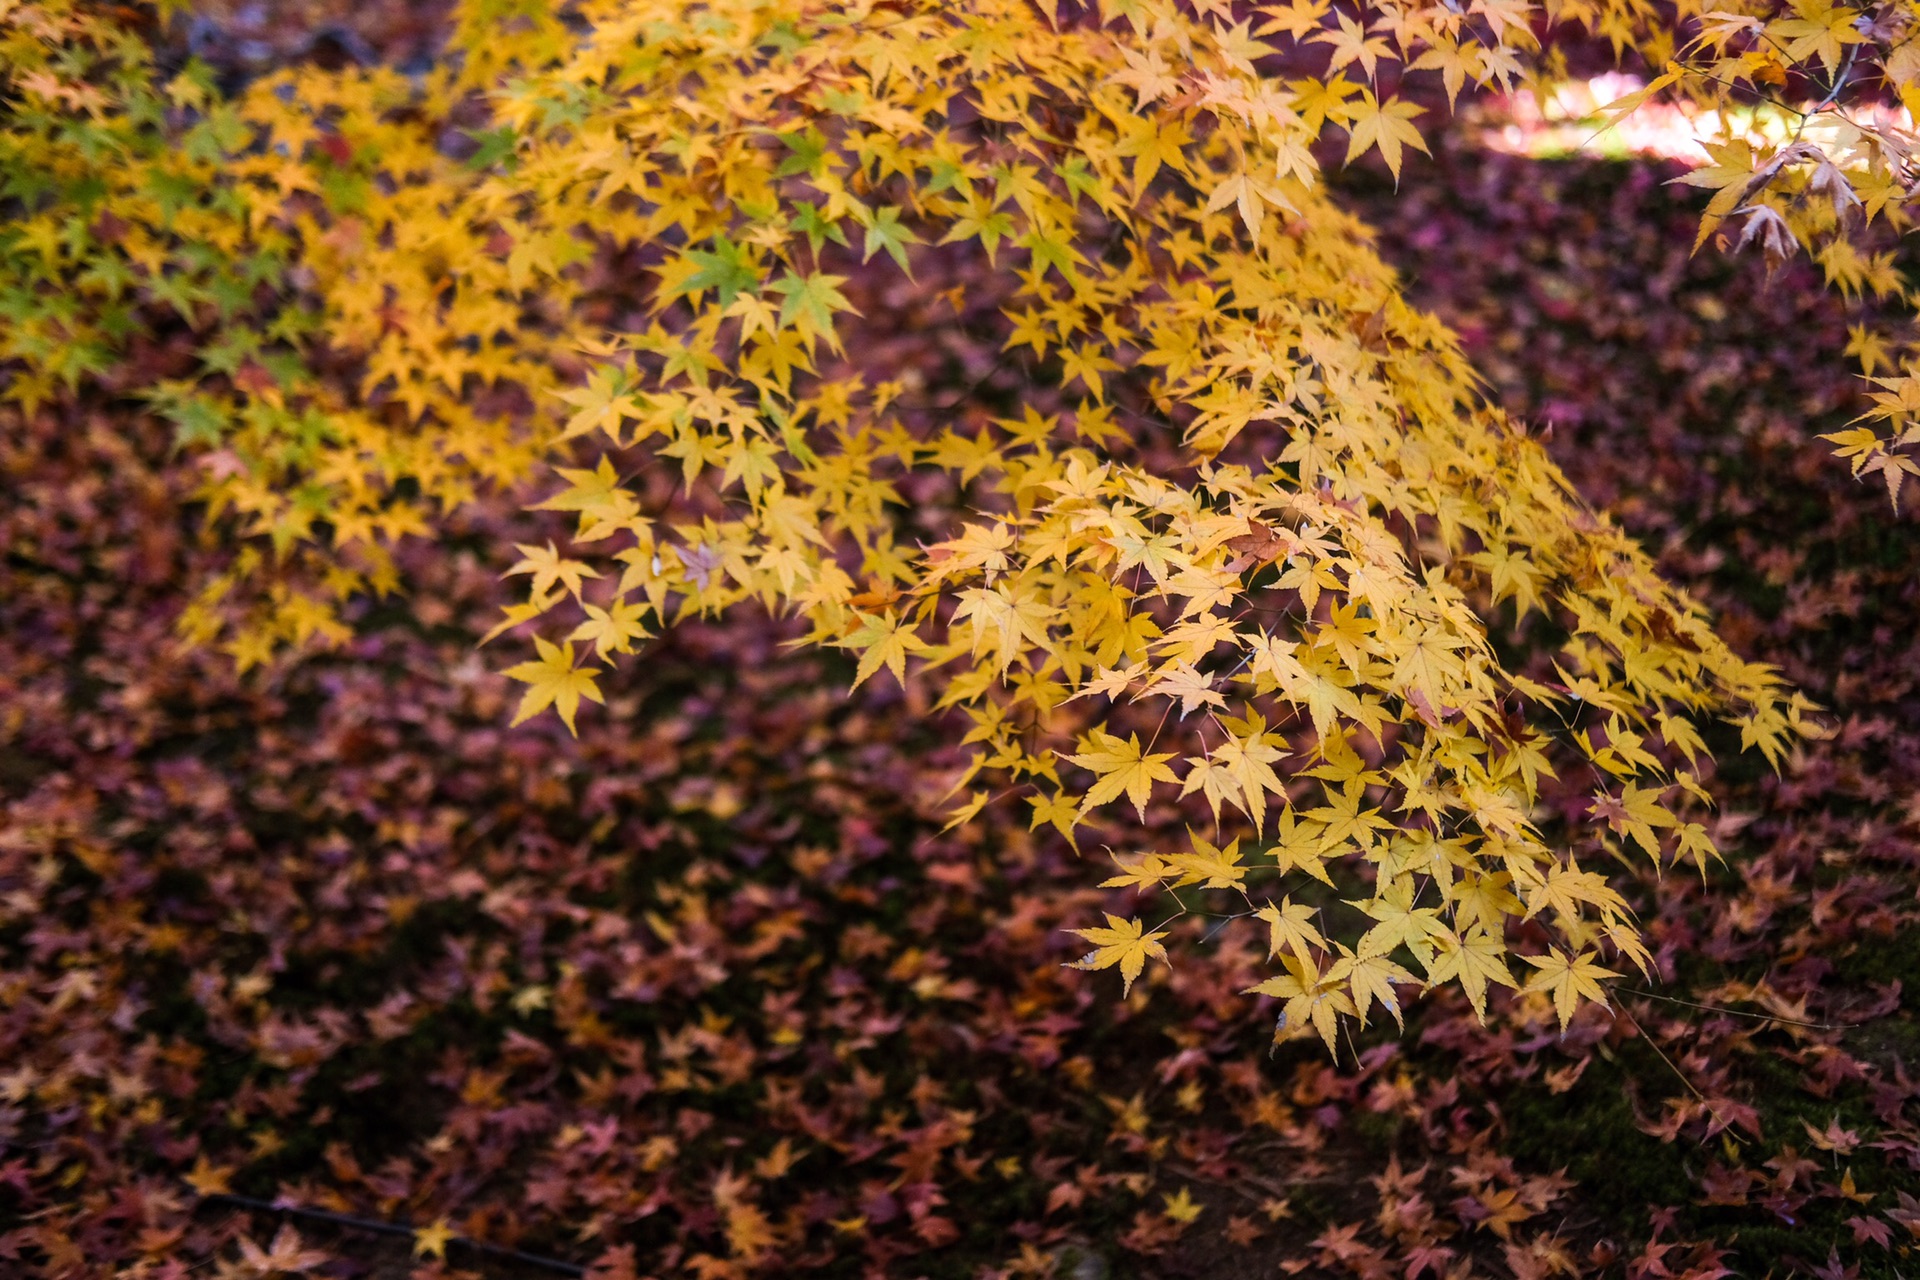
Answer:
xmin=1616 ymin=1001 xmax=1747 ymax=1148
xmin=1809 ymin=43 xmax=1862 ymax=118
xmin=920 ymin=348 xmax=1022 ymax=419
xmin=1622 ymin=986 xmax=1852 ymax=1030
xmin=198 ymin=1192 xmax=588 ymax=1276
xmin=1162 ymin=1160 xmax=1303 ymax=1206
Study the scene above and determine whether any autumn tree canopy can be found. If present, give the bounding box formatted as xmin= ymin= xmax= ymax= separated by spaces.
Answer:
xmin=11 ymin=0 xmax=1916 ymax=1047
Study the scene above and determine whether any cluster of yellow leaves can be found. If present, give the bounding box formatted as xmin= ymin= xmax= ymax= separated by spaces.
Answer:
xmin=1551 ymin=0 xmax=1920 ymax=503
xmin=0 ymin=0 xmax=1837 ymax=1046
xmin=441 ymin=0 xmax=1817 ymax=1045
xmin=0 ymin=0 xmax=574 ymax=666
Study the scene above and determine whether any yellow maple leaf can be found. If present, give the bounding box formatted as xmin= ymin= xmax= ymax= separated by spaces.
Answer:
xmin=1101 ymin=849 xmax=1174 ymax=890
xmin=1523 ymin=858 xmax=1631 ymax=926
xmin=1247 ymin=952 xmax=1355 ymax=1052
xmin=1162 ymin=1186 xmax=1204 ymax=1223
xmin=1332 ymin=947 xmax=1418 ymax=1029
xmin=952 ymin=582 xmax=1057 ymax=673
xmin=568 ymin=598 xmax=652 ymax=658
xmin=1145 ymin=660 xmax=1225 ymax=716
xmin=1028 ymin=789 xmax=1084 ymax=848
xmin=1768 ymin=0 xmax=1866 ymax=73
xmin=1268 ymin=808 xmax=1337 ymax=886
xmin=1256 ymin=897 xmax=1325 ymax=965
xmin=1066 ymin=913 xmax=1169 ymax=996
xmin=1424 ymin=928 xmax=1518 ymax=1023
xmin=502 ymin=638 xmax=605 ymax=735
xmin=1350 ymin=878 xmax=1447 ymax=961
xmin=411 ymin=1219 xmax=455 ymax=1261
xmin=1064 ymin=730 xmax=1181 ymax=820
xmin=183 ymin=1155 xmax=234 ymax=1197
xmin=1342 ymin=91 xmax=1428 ymax=183
xmin=840 ymin=609 xmax=927 ymax=689
xmin=1178 ymin=752 xmax=1244 ymax=824
xmin=1522 ymin=949 xmax=1620 ymax=1032
xmin=505 ymin=541 xmax=601 ymax=600
xmin=1168 ymin=830 xmax=1249 ymax=891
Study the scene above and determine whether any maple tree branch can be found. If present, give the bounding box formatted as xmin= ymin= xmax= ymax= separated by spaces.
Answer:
xmin=1816 ymin=42 xmax=1862 ymax=113
xmin=1793 ymin=43 xmax=1862 ymax=144
xmin=1669 ymin=57 xmax=1812 ymax=123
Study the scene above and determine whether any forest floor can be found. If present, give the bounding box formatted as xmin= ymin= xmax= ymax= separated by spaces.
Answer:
xmin=4 ymin=9 xmax=1920 ymax=1280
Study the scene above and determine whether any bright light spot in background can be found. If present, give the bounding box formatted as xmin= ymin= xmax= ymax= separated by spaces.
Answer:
xmin=1472 ymin=71 xmax=1914 ymax=162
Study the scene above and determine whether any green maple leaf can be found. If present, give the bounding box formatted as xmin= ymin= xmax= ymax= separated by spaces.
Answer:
xmin=462 ymin=126 xmax=521 ymax=172
xmin=158 ymin=392 xmax=227 ymax=448
xmin=768 ymin=270 xmax=859 ymax=349
xmin=860 ymin=205 xmax=921 ymax=275
xmin=790 ymin=201 xmax=849 ymax=255
xmin=673 ymin=235 xmax=759 ymax=308
xmin=1017 ymin=225 xmax=1086 ymax=284
xmin=775 ymin=127 xmax=831 ymax=178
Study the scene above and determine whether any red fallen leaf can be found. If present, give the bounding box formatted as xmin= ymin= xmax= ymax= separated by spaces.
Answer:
xmin=236 ymin=1224 xmax=330 ymax=1275
xmin=1701 ymin=1097 xmax=1764 ymax=1142
xmin=1310 ymin=1220 xmax=1379 ymax=1265
xmin=90 ymin=211 xmax=129 ymax=245
xmin=1887 ymin=1190 xmax=1920 ymax=1236
xmin=1763 ymin=1145 xmax=1820 ymax=1189
xmin=316 ymin=131 xmax=353 ymax=167
xmin=134 ymin=1223 xmax=186 ymax=1255
xmin=1404 ymin=686 xmax=1461 ymax=728
xmin=1803 ymin=1116 xmax=1863 ymax=1156
xmin=1045 ymin=1180 xmax=1082 ymax=1214
xmin=1809 ymin=1246 xmax=1862 ymax=1280
xmin=1454 ymin=1186 xmax=1533 ymax=1239
xmin=585 ymin=1244 xmax=643 ymax=1280
xmin=1117 ymin=1207 xmax=1184 ymax=1254
xmin=1543 ymin=1057 xmax=1589 ymax=1093
xmin=1503 ymin=1236 xmax=1579 ymax=1280
xmin=1678 ymin=1249 xmax=1737 ymax=1280
xmin=1224 ymin=520 xmax=1287 ymax=564
xmin=1349 ymin=303 xmax=1393 ymax=354
xmin=1697 ymin=1160 xmax=1757 ymax=1207
xmin=1405 ymin=1242 xmax=1456 ymax=1278
xmin=233 ymin=363 xmax=277 ymax=396
xmin=1585 ymin=788 xmax=1632 ymax=828
xmin=858 ymin=1188 xmax=899 ymax=1225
